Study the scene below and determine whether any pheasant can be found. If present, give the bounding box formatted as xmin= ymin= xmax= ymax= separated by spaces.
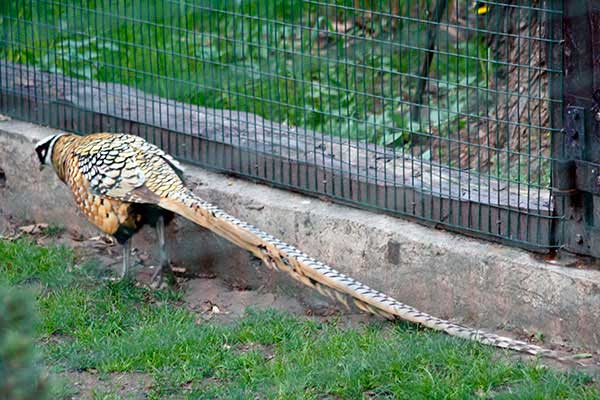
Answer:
xmin=35 ymin=132 xmax=570 ymax=361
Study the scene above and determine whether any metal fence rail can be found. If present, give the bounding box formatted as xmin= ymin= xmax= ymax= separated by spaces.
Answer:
xmin=0 ymin=1 xmax=563 ymax=250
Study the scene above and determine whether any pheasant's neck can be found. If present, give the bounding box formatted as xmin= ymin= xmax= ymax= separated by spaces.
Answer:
xmin=51 ymin=135 xmax=79 ymax=182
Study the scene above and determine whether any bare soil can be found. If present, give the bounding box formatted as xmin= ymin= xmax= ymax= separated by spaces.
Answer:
xmin=58 ymin=371 xmax=152 ymax=400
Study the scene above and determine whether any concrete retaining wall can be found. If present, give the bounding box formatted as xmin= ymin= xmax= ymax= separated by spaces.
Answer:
xmin=1 ymin=118 xmax=600 ymax=350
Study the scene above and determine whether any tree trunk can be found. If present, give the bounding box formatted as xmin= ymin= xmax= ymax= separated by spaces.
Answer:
xmin=460 ymin=0 xmax=552 ymax=184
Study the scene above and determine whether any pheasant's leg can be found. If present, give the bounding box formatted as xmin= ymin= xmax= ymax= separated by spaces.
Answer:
xmin=151 ymin=215 xmax=174 ymax=286
xmin=121 ymin=239 xmax=132 ymax=279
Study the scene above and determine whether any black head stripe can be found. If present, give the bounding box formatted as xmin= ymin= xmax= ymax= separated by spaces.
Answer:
xmin=35 ymin=134 xmax=65 ymax=165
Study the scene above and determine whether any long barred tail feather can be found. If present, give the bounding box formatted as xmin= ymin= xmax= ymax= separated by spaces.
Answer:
xmin=158 ymin=190 xmax=578 ymax=363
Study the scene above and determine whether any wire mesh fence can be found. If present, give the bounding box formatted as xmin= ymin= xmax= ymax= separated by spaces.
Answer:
xmin=0 ymin=0 xmax=563 ymax=250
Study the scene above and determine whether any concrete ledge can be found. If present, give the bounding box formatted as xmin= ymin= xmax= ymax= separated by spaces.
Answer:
xmin=2 ymin=118 xmax=600 ymax=349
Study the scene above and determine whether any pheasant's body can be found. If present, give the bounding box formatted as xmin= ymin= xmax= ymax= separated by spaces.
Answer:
xmin=36 ymin=132 xmax=572 ymax=362
xmin=49 ymin=133 xmax=177 ymax=244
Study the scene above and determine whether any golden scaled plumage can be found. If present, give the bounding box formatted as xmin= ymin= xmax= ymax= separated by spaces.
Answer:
xmin=50 ymin=133 xmax=183 ymax=239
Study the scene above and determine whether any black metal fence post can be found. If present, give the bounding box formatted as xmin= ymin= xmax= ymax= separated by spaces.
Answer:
xmin=554 ymin=0 xmax=600 ymax=258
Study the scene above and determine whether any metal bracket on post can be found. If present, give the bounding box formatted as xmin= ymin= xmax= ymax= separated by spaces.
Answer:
xmin=591 ymin=89 xmax=600 ymax=123
xmin=574 ymin=160 xmax=600 ymax=195
xmin=565 ymin=106 xmax=585 ymax=159
xmin=554 ymin=106 xmax=585 ymax=194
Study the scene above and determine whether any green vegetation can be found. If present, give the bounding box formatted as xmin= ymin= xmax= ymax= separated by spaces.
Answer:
xmin=0 ymin=1 xmax=490 ymax=148
xmin=0 ymin=238 xmax=598 ymax=399
xmin=0 ymin=286 xmax=49 ymax=400
xmin=2 ymin=0 xmax=555 ymax=186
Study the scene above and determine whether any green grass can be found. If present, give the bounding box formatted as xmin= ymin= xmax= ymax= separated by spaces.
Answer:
xmin=1 ymin=238 xmax=598 ymax=399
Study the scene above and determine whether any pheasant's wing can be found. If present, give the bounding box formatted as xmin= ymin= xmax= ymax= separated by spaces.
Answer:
xmin=123 ymin=135 xmax=185 ymax=179
xmin=75 ymin=134 xmax=184 ymax=203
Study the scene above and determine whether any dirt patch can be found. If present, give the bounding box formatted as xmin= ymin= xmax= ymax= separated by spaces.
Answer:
xmin=59 ymin=371 xmax=152 ymax=400
xmin=185 ymin=274 xmax=302 ymax=321
xmin=0 ymin=216 xmax=371 ymax=326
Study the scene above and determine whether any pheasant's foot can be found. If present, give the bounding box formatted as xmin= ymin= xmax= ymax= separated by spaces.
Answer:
xmin=102 ymin=259 xmax=143 ymax=281
xmin=150 ymin=263 xmax=177 ymax=289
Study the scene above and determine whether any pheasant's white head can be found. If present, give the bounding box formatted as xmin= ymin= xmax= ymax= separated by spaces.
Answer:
xmin=35 ymin=133 xmax=66 ymax=167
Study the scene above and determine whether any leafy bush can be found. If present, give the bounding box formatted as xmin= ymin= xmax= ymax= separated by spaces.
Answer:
xmin=0 ymin=286 xmax=49 ymax=400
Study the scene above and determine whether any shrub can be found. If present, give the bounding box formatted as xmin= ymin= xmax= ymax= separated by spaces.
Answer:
xmin=0 ymin=286 xmax=49 ymax=400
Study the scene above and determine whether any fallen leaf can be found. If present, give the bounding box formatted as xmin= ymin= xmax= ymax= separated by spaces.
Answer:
xmin=572 ymin=353 xmax=593 ymax=359
xmin=69 ymin=230 xmax=86 ymax=241
xmin=0 ymin=229 xmax=21 ymax=241
xmin=18 ymin=223 xmax=48 ymax=234
xmin=195 ymin=272 xmax=217 ymax=279
xmin=171 ymin=266 xmax=187 ymax=275
xmin=88 ymin=235 xmax=115 ymax=245
xmin=201 ymin=301 xmax=216 ymax=313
